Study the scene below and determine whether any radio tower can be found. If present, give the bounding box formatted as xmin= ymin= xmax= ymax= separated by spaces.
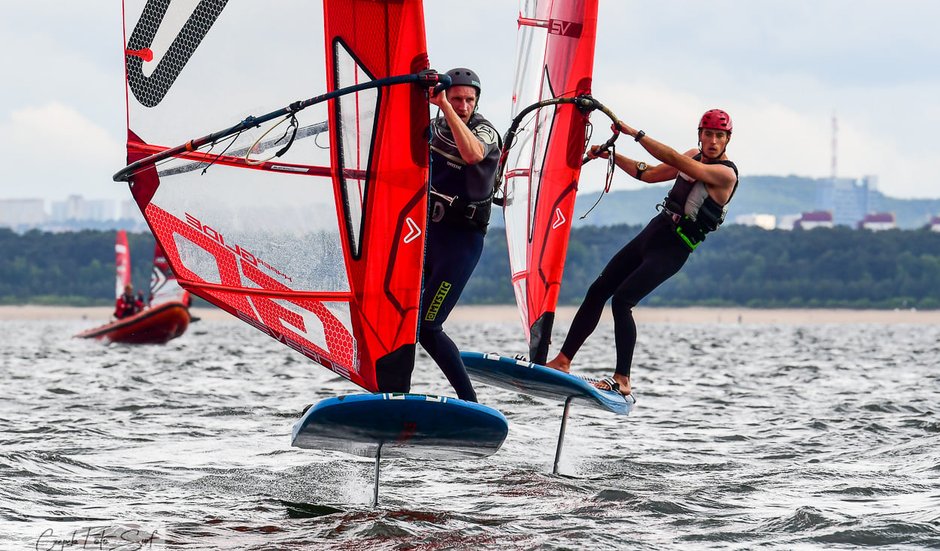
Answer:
xmin=830 ymin=113 xmax=838 ymax=180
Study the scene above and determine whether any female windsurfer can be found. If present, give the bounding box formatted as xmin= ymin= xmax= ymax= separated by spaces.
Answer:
xmin=546 ymin=109 xmax=739 ymax=396
xmin=415 ymin=67 xmax=500 ymax=402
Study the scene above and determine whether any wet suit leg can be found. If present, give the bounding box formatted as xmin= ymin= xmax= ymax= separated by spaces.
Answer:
xmin=418 ymin=222 xmax=484 ymax=402
xmin=560 ymin=215 xmax=690 ymax=376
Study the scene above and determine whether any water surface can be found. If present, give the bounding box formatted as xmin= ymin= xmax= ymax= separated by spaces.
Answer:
xmin=1 ymin=317 xmax=938 ymax=549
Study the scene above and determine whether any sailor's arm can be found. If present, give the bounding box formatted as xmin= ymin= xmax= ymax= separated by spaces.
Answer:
xmin=616 ymin=121 xmax=736 ymax=190
xmin=430 ymin=91 xmax=485 ymax=164
xmin=586 ymin=146 xmax=678 ymax=183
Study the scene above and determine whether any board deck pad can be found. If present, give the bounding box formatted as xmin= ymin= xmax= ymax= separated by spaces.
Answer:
xmin=291 ymin=393 xmax=509 ymax=460
xmin=461 ymin=351 xmax=635 ymax=415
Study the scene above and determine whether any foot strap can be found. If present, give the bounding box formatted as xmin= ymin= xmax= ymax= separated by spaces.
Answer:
xmin=598 ymin=376 xmax=620 ymax=394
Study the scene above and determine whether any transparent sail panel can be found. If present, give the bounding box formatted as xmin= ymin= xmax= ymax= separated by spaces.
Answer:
xmin=334 ymin=41 xmax=378 ymax=257
xmin=124 ymin=0 xmax=327 ymax=150
xmin=528 ymin=69 xmax=556 ymax=241
xmin=148 ymin=163 xmax=347 ymax=293
xmin=504 ymin=9 xmax=550 ymax=329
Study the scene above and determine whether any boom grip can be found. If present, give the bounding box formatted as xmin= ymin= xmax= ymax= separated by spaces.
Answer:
xmin=431 ymin=74 xmax=452 ymax=96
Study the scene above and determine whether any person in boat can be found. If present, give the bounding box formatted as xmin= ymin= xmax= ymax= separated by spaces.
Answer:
xmin=135 ymin=291 xmax=147 ymax=312
xmin=378 ymin=67 xmax=500 ymax=402
xmin=546 ymin=109 xmax=739 ymax=397
xmin=114 ymin=284 xmax=138 ymax=319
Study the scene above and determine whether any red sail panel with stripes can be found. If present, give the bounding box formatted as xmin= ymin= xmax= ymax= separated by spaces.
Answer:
xmin=503 ymin=0 xmax=599 ymax=363
xmin=119 ymin=0 xmax=430 ymax=390
xmin=115 ymin=229 xmax=131 ymax=300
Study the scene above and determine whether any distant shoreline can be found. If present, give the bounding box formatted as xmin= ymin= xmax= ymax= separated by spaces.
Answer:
xmin=2 ymin=304 xmax=938 ymax=325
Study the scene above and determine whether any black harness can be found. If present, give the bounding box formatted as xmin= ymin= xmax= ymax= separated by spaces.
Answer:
xmin=429 ymin=190 xmax=493 ymax=233
xmin=660 ymin=156 xmax=739 ymax=251
xmin=428 ymin=113 xmax=501 ymax=234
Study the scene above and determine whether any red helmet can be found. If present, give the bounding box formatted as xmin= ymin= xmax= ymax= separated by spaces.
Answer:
xmin=699 ymin=109 xmax=732 ymax=133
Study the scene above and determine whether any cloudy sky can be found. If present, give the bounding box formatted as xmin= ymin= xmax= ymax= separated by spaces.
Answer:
xmin=2 ymin=0 xmax=939 ymax=202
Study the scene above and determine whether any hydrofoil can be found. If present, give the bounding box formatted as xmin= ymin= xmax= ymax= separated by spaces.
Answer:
xmin=462 ymin=351 xmax=634 ymax=474
xmin=292 ymin=393 xmax=508 ymax=505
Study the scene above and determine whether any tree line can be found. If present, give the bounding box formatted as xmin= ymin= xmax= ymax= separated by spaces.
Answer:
xmin=3 ymin=226 xmax=939 ymax=309
xmin=465 ymin=224 xmax=940 ymax=309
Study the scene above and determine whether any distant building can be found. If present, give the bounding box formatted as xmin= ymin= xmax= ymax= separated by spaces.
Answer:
xmin=119 ymin=199 xmax=145 ymax=222
xmin=929 ymin=216 xmax=940 ymax=233
xmin=795 ymin=210 xmax=834 ymax=230
xmin=776 ymin=214 xmax=802 ymax=231
xmin=857 ymin=212 xmax=896 ymax=231
xmin=733 ymin=213 xmax=776 ymax=230
xmin=50 ymin=195 xmax=117 ymax=222
xmin=815 ymin=175 xmax=879 ymax=226
xmin=0 ymin=198 xmax=46 ymax=229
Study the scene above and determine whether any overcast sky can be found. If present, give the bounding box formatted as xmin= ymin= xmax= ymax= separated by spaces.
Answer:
xmin=2 ymin=0 xmax=939 ymax=202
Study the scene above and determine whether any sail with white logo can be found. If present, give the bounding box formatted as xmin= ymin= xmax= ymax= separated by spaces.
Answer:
xmin=117 ymin=0 xmax=435 ymax=390
xmin=115 ymin=0 xmax=508 ymax=505
xmin=461 ymin=0 xmax=630 ymax=475
xmin=502 ymin=0 xmax=613 ymax=363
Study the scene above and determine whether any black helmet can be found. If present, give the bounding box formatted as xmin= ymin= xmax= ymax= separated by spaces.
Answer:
xmin=446 ymin=67 xmax=481 ymax=97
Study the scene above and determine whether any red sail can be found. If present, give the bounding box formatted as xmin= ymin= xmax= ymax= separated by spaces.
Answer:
xmin=119 ymin=0 xmax=430 ymax=390
xmin=504 ymin=0 xmax=599 ymax=363
xmin=114 ymin=229 xmax=131 ymax=300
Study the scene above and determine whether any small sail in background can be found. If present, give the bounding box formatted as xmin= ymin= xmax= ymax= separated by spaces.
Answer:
xmin=114 ymin=229 xmax=131 ymax=300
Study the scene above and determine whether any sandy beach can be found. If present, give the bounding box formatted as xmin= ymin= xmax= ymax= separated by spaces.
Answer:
xmin=3 ymin=304 xmax=939 ymax=324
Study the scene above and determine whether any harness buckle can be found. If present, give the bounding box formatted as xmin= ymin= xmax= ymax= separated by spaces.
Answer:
xmin=657 ymin=202 xmax=681 ymax=224
xmin=431 ymin=190 xmax=456 ymax=206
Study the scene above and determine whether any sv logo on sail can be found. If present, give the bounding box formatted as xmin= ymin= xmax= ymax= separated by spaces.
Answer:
xmin=548 ymin=19 xmax=583 ymax=38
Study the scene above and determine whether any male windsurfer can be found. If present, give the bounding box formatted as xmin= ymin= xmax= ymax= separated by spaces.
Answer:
xmin=546 ymin=109 xmax=739 ymax=397
xmin=114 ymin=284 xmax=138 ymax=319
xmin=409 ymin=67 xmax=500 ymax=402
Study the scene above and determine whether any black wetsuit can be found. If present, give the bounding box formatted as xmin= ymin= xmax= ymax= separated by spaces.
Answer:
xmin=417 ymin=112 xmax=500 ymax=402
xmin=560 ymin=158 xmax=738 ymax=378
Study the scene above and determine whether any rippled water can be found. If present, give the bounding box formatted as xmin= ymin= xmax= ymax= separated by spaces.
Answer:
xmin=2 ymin=315 xmax=939 ymax=549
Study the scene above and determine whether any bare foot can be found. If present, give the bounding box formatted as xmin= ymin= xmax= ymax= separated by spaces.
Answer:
xmin=545 ymin=353 xmax=571 ymax=373
xmin=594 ymin=374 xmax=631 ymax=396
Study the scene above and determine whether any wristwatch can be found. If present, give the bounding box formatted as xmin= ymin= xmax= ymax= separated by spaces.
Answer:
xmin=635 ymin=161 xmax=648 ymax=180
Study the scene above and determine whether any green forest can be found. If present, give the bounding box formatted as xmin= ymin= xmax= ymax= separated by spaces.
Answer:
xmin=3 ymin=225 xmax=940 ymax=309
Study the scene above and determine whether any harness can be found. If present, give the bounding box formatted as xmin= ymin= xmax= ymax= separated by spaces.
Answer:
xmin=429 ymin=113 xmax=501 ymax=234
xmin=429 ymin=189 xmax=493 ymax=233
xmin=659 ymin=157 xmax=739 ymax=251
xmin=658 ymin=196 xmax=726 ymax=251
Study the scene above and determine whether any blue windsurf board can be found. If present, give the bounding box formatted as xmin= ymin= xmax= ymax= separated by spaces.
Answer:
xmin=291 ymin=393 xmax=509 ymax=460
xmin=461 ymin=351 xmax=635 ymax=415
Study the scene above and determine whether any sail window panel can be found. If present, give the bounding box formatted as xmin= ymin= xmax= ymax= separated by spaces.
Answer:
xmin=512 ymin=279 xmax=531 ymax=340
xmin=504 ymin=20 xmax=552 ymax=281
xmin=125 ymin=0 xmax=327 ymax=153
xmin=529 ymin=69 xmax=557 ymax=242
xmin=150 ymin=163 xmax=349 ymax=293
xmin=333 ymin=41 xmax=379 ymax=258
xmin=174 ymin=233 xmax=222 ymax=285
